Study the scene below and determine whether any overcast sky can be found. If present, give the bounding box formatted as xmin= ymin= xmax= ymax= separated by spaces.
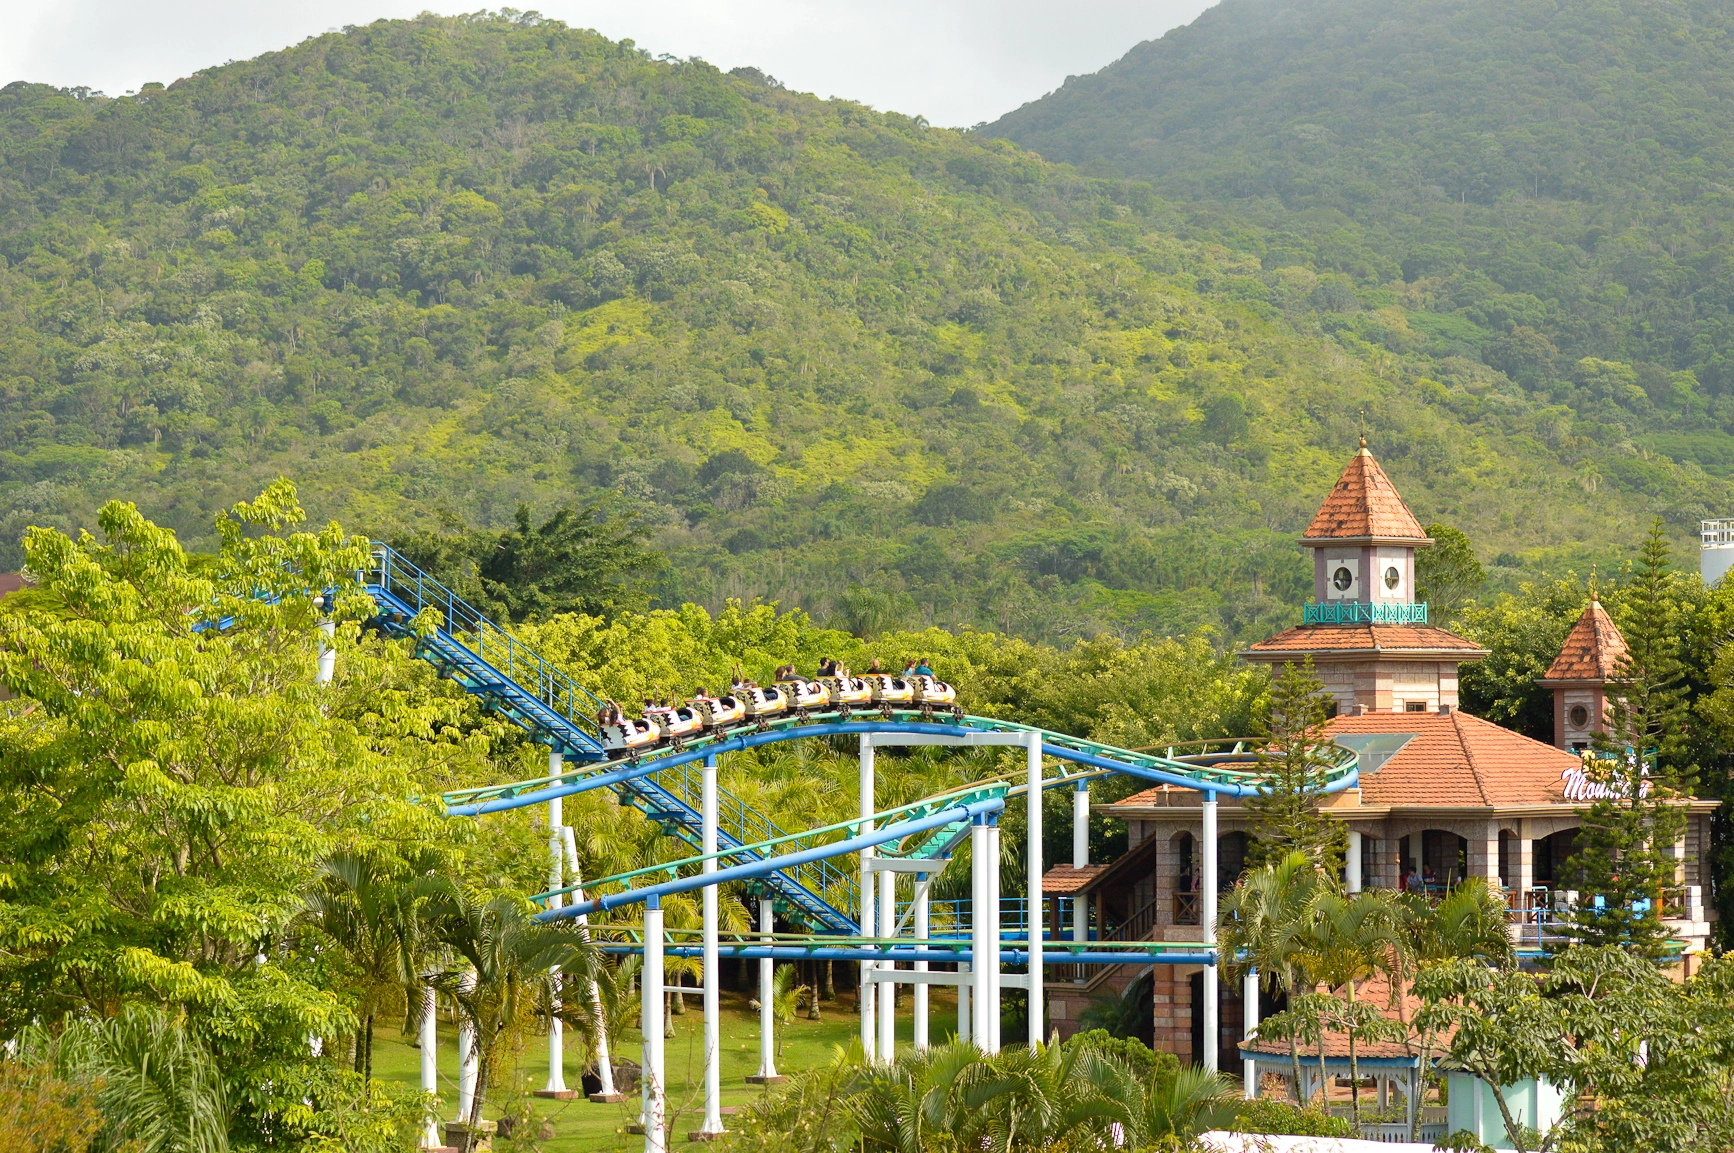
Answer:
xmin=0 ymin=0 xmax=1211 ymax=128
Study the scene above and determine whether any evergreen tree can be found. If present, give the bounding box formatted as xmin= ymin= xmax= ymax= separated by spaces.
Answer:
xmin=1568 ymin=520 xmax=1696 ymax=957
xmin=1248 ymin=657 xmax=1347 ymax=872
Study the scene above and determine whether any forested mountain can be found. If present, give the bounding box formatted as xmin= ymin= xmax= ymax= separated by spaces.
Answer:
xmin=988 ymin=0 xmax=1734 ymax=492
xmin=0 ymin=12 xmax=1720 ymax=645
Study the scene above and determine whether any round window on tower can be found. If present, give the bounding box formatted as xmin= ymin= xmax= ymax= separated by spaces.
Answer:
xmin=1333 ymin=566 xmax=1354 ymax=592
xmin=1569 ymin=704 xmax=1590 ymax=728
xmin=1384 ymin=565 xmax=1400 ymax=590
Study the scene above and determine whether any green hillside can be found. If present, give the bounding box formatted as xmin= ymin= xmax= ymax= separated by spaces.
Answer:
xmin=0 ymin=12 xmax=1717 ymax=645
xmin=988 ymin=0 xmax=1734 ymax=491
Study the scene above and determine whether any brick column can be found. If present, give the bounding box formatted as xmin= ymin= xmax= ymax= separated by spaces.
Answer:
xmin=1468 ymin=822 xmax=1501 ymax=889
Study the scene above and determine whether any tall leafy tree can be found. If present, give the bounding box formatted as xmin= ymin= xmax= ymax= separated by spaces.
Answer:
xmin=1569 ymin=521 xmax=1696 ymax=957
xmin=1247 ymin=658 xmax=1346 ymax=872
xmin=0 ymin=482 xmax=497 ymax=1143
xmin=391 ymin=499 xmax=662 ymax=623
xmin=1416 ymin=522 xmax=1485 ymax=624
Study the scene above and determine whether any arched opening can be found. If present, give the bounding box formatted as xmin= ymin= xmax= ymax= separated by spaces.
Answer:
xmin=1400 ymin=830 xmax=1470 ymax=892
xmin=1218 ymin=830 xmax=1250 ymax=891
xmin=1533 ymin=828 xmax=1580 ymax=889
xmin=1172 ymin=831 xmax=1198 ymax=924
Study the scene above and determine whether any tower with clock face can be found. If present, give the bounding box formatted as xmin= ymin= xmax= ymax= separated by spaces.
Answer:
xmin=1243 ymin=439 xmax=1488 ymax=714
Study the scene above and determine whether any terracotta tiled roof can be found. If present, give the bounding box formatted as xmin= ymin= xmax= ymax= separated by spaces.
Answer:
xmin=1540 ymin=597 xmax=1628 ymax=683
xmin=1327 ymin=710 xmax=1576 ymax=807
xmin=1242 ymin=975 xmax=1443 ymax=1060
xmin=1041 ymin=864 xmax=1106 ymax=894
xmin=1244 ymin=624 xmax=1487 ymax=657
xmin=1302 ymin=445 xmax=1429 ymax=542
xmin=1106 ymin=711 xmax=1579 ymax=812
xmin=0 ymin=574 xmax=24 ymax=598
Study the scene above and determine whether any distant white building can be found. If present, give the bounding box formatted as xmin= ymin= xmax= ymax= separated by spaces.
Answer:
xmin=1703 ymin=519 xmax=1734 ymax=586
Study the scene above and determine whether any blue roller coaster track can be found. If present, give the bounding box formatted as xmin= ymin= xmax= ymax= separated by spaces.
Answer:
xmin=361 ymin=545 xmax=1361 ymax=936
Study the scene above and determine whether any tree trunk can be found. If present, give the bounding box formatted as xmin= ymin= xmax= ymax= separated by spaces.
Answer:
xmin=1346 ymin=984 xmax=1359 ymax=1130
xmin=468 ymin=1043 xmax=490 ymax=1129
xmin=364 ymin=1015 xmax=374 ymax=1082
xmin=1287 ymin=978 xmax=1305 ymax=1104
xmin=824 ymin=960 xmax=835 ymax=1002
xmin=664 ymin=990 xmax=675 ymax=1039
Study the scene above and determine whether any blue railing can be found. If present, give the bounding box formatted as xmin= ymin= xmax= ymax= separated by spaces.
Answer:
xmin=1303 ymin=600 xmax=1429 ymax=625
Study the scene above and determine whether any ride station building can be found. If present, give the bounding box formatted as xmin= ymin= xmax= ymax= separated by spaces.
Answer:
xmin=1040 ymin=441 xmax=1718 ymax=1068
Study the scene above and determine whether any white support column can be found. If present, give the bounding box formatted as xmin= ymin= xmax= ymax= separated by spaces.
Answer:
xmin=1346 ymin=829 xmax=1363 ymax=894
xmin=878 ymin=869 xmax=896 ymax=1059
xmin=1073 ymin=780 xmax=1089 ymax=980
xmin=316 ymin=607 xmax=336 ymax=685
xmin=457 ymin=969 xmax=477 ymax=1122
xmin=544 ymin=760 xmax=568 ymax=1097
xmin=700 ymin=754 xmax=724 ymax=1136
xmin=985 ymin=820 xmax=1002 ymax=1053
xmin=1026 ymin=733 xmax=1044 ymax=1050
xmin=1073 ymin=780 xmax=1090 ymax=869
xmin=859 ymin=736 xmax=877 ymax=1062
xmin=1243 ymin=969 xmax=1260 ymax=1099
xmin=956 ymin=961 xmax=971 ymax=1044
xmin=970 ymin=816 xmax=990 ymax=1048
xmin=1202 ymin=793 xmax=1219 ymax=1074
xmin=642 ymin=898 xmax=666 ymax=1153
xmin=562 ymin=826 xmax=620 ymax=1102
xmin=913 ymin=876 xmax=930 ymax=1050
xmin=419 ymin=982 xmax=440 ymax=1148
xmin=749 ymin=897 xmax=781 ymax=1083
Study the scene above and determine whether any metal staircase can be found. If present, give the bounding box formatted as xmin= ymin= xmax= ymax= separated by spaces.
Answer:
xmin=363 ymin=546 xmax=859 ymax=932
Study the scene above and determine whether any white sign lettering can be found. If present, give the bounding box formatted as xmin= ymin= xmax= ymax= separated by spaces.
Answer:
xmin=1561 ymin=749 xmax=1650 ymax=801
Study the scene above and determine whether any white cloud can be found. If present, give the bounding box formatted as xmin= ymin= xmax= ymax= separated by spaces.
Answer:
xmin=0 ymin=0 xmax=1213 ymax=127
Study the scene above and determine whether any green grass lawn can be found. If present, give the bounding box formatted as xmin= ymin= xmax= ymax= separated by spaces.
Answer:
xmin=371 ymin=987 xmax=961 ymax=1151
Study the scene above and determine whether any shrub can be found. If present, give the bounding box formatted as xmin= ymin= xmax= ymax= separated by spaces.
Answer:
xmin=1233 ymin=1097 xmax=1354 ymax=1136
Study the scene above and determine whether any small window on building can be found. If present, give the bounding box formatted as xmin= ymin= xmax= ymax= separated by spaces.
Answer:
xmin=1384 ymin=565 xmax=1400 ymax=590
xmin=1569 ymin=704 xmax=1590 ymax=728
xmin=1324 ymin=699 xmax=1340 ymax=719
xmin=1404 ymin=700 xmax=1427 ymax=712
xmin=1333 ymin=566 xmax=1354 ymax=591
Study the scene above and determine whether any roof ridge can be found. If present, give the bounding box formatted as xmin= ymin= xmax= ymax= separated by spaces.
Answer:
xmin=1451 ymin=710 xmax=1493 ymax=806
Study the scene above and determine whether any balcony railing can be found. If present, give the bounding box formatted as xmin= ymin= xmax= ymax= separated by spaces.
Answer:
xmin=1304 ymin=600 xmax=1429 ymax=625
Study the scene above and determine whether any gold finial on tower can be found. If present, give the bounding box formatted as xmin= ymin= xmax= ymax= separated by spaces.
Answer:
xmin=1590 ymin=565 xmax=1598 ymax=601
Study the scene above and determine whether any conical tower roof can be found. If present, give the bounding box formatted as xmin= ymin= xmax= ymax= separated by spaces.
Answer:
xmin=1302 ymin=440 xmax=1429 ymax=544
xmin=1540 ymin=595 xmax=1629 ymax=683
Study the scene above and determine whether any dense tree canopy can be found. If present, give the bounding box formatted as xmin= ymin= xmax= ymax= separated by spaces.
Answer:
xmin=0 ymin=11 xmax=1719 ymax=649
xmin=991 ymin=0 xmax=1734 ymax=517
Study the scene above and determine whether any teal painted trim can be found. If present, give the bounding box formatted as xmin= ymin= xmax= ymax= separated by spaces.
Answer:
xmin=1303 ymin=600 xmax=1429 ymax=625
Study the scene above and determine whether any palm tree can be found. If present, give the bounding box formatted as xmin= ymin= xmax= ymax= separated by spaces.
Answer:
xmin=26 ymin=1005 xmax=231 ymax=1153
xmin=953 ymin=1040 xmax=1128 ymax=1152
xmin=852 ymin=1041 xmax=980 ymax=1153
xmin=1396 ymin=878 xmax=1515 ymax=1140
xmin=1293 ymin=888 xmax=1402 ymax=1127
xmin=851 ymin=1038 xmax=1127 ymax=1153
xmin=300 ymin=850 xmax=440 ymax=1081
xmin=1121 ymin=1065 xmax=1241 ymax=1147
xmin=1217 ymin=850 xmax=1324 ymax=1102
xmin=424 ymin=884 xmax=599 ymax=1129
xmin=561 ymin=954 xmax=640 ymax=1086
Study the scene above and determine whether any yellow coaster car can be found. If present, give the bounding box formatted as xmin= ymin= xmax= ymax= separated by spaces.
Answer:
xmin=661 ymin=705 xmax=704 ymax=740
xmin=821 ymin=676 xmax=873 ymax=705
xmin=740 ymin=685 xmax=789 ymax=718
xmin=602 ymin=718 xmax=662 ymax=754
xmin=865 ymin=674 xmax=915 ymax=705
xmin=910 ymin=675 xmax=956 ymax=706
xmin=777 ymin=677 xmax=831 ymax=710
xmin=692 ymin=694 xmax=746 ymax=728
